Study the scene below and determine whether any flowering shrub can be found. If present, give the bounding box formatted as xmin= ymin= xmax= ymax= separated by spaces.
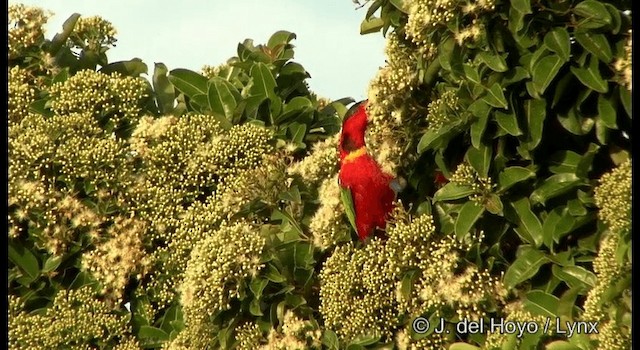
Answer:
xmin=8 ymin=1 xmax=631 ymax=349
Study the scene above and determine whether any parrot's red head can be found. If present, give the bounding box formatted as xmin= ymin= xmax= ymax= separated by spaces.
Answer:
xmin=338 ymin=100 xmax=368 ymax=162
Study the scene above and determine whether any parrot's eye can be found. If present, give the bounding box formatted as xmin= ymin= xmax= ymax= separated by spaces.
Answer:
xmin=341 ymin=135 xmax=359 ymax=152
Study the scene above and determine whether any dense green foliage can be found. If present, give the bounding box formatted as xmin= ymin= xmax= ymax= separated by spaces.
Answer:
xmin=8 ymin=1 xmax=631 ymax=349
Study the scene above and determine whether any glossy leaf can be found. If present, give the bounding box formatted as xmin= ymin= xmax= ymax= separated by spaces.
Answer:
xmin=570 ymin=56 xmax=608 ymax=93
xmin=340 ymin=187 xmax=357 ymax=234
xmin=530 ymin=173 xmax=583 ymax=205
xmin=455 ymin=201 xmax=485 ymax=240
xmin=168 ymin=68 xmax=208 ymax=97
xmin=477 ymin=51 xmax=508 ymax=72
xmin=498 ymin=166 xmax=536 ymax=192
xmin=153 ymin=63 xmax=176 ymax=114
xmin=466 ymin=143 xmax=492 ymax=178
xmin=504 ymin=249 xmax=550 ymax=289
xmin=512 ymin=0 xmax=532 ymax=14
xmin=532 ymin=55 xmax=564 ymax=94
xmin=512 ymin=198 xmax=544 ymax=247
xmin=495 ymin=110 xmax=522 ymax=136
xmin=574 ymin=31 xmax=613 ymax=63
xmin=433 ymin=183 xmax=475 ymax=202
xmin=524 ymin=290 xmax=559 ymax=317
xmin=207 ymin=77 xmax=240 ymax=120
xmin=482 ymin=83 xmax=508 ymax=109
xmin=543 ymin=28 xmax=571 ymax=62
xmin=597 ymin=95 xmax=617 ymax=129
xmin=99 ymin=58 xmax=148 ymax=76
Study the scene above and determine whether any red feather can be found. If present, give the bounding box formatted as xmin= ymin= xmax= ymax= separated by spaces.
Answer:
xmin=338 ymin=100 xmax=396 ymax=240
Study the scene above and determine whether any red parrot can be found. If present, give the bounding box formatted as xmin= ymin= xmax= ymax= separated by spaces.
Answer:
xmin=337 ymin=100 xmax=401 ymax=241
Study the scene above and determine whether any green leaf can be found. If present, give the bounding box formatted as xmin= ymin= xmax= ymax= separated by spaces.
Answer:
xmin=477 ymin=51 xmax=509 ymax=72
xmin=619 ymin=85 xmax=631 ymax=118
xmin=573 ymin=0 xmax=611 ymax=28
xmin=524 ymin=98 xmax=546 ymax=150
xmin=99 ymin=58 xmax=148 ymax=76
xmin=503 ymin=66 xmax=530 ymax=86
xmin=512 ymin=198 xmax=544 ymax=247
xmin=597 ymin=95 xmax=617 ymax=129
xmin=570 ymin=56 xmax=608 ymax=93
xmin=532 ymin=55 xmax=564 ymax=94
xmin=42 ymin=256 xmax=62 ymax=274
xmin=267 ymin=30 xmax=296 ymax=49
xmin=482 ymin=83 xmax=508 ymax=109
xmin=138 ymin=325 xmax=170 ymax=343
xmin=494 ymin=110 xmax=522 ymax=136
xmin=288 ymin=122 xmax=307 ymax=146
xmin=575 ymin=143 xmax=600 ymax=178
xmin=484 ymin=194 xmax=504 ymax=215
xmin=469 ymin=102 xmax=491 ymax=149
xmin=340 ymin=187 xmax=357 ymax=234
xmin=249 ymin=298 xmax=263 ymax=316
xmin=322 ymin=330 xmax=340 ymax=350
xmin=48 ymin=13 xmax=80 ymax=54
xmin=544 ymin=28 xmax=571 ymax=62
xmin=207 ymin=77 xmax=240 ymax=120
xmin=524 ymin=290 xmax=559 ymax=317
xmin=574 ymin=32 xmax=613 ymax=63
xmin=250 ymin=62 xmax=277 ymax=99
xmin=360 ymin=17 xmax=384 ymax=35
xmin=512 ymin=0 xmax=532 ymax=14
xmin=503 ymin=249 xmax=550 ymax=289
xmin=530 ymin=173 xmax=583 ymax=205
xmin=542 ymin=208 xmax=574 ymax=246
xmin=545 ymin=340 xmax=582 ymax=350
xmin=466 ymin=143 xmax=492 ymax=178
xmin=498 ymin=167 xmax=536 ymax=192
xmin=8 ymin=242 xmax=40 ymax=284
xmin=548 ymin=150 xmax=581 ymax=174
xmin=449 ymin=343 xmax=481 ymax=350
xmin=433 ymin=183 xmax=475 ymax=202
xmin=152 ymin=63 xmax=176 ymax=115
xmin=250 ymin=278 xmax=269 ymax=298
xmin=455 ymin=201 xmax=485 ymax=240
xmin=553 ymin=265 xmax=596 ymax=288
xmin=168 ymin=68 xmax=208 ymax=98
xmin=417 ymin=123 xmax=459 ymax=153
xmin=265 ymin=264 xmax=286 ymax=283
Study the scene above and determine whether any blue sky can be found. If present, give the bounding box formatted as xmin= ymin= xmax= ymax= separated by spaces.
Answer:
xmin=10 ymin=0 xmax=387 ymax=101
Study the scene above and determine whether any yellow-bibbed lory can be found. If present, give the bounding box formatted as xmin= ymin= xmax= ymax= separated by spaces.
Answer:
xmin=337 ymin=100 xmax=404 ymax=240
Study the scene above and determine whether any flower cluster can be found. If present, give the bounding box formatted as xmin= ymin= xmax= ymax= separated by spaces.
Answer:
xmin=450 ymin=162 xmax=495 ymax=204
xmin=309 ymin=175 xmax=351 ymax=250
xmin=594 ymin=159 xmax=631 ymax=234
xmin=367 ymin=32 xmax=418 ymax=174
xmin=320 ymin=207 xmax=505 ymax=344
xmin=613 ymin=30 xmax=632 ymax=91
xmin=483 ymin=302 xmax=553 ymax=349
xmin=9 ymin=286 xmax=132 ymax=349
xmin=179 ymin=221 xmax=266 ymax=327
xmin=395 ymin=327 xmax=448 ymax=350
xmin=49 ymin=70 xmax=148 ymax=127
xmin=260 ymin=311 xmax=323 ymax=350
xmin=82 ymin=216 xmax=153 ymax=301
xmin=145 ymin=149 xmax=282 ymax=307
xmin=233 ymin=322 xmax=263 ymax=350
xmin=425 ymin=89 xmax=462 ymax=130
xmin=596 ymin=319 xmax=631 ymax=350
xmin=405 ymin=0 xmax=495 ymax=47
xmin=8 ymin=66 xmax=36 ymax=124
xmin=162 ymin=321 xmax=216 ymax=350
xmin=287 ymin=134 xmax=339 ymax=186
xmin=8 ymin=4 xmax=50 ymax=59
xmin=320 ymin=239 xmax=398 ymax=342
xmin=68 ymin=15 xmax=118 ymax=51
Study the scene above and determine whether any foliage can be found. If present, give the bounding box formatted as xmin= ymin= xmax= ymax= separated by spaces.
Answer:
xmin=8 ymin=1 xmax=632 ymax=349
xmin=356 ymin=0 xmax=632 ymax=348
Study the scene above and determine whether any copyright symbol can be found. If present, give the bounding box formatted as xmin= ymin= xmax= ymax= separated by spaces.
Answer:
xmin=412 ymin=316 xmax=430 ymax=334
